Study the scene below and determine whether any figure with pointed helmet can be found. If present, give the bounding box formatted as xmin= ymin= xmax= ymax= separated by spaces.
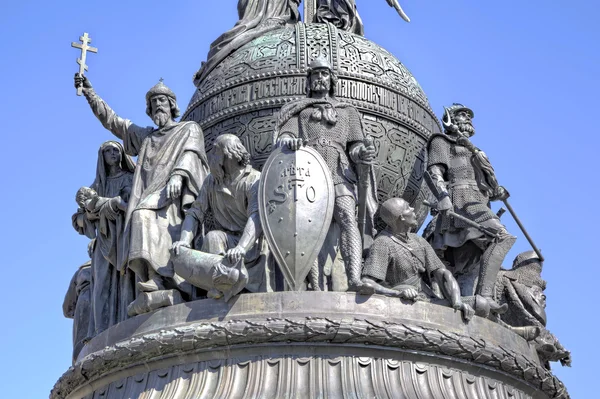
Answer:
xmin=273 ymin=56 xmax=378 ymax=293
xmin=74 ymin=74 xmax=209 ymax=315
xmin=424 ymin=103 xmax=516 ymax=318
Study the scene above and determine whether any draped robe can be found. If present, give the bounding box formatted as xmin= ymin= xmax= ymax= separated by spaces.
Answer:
xmin=195 ymin=0 xmax=301 ymax=83
xmin=62 ymin=261 xmax=92 ymax=363
xmin=84 ymin=90 xmax=209 ymax=286
xmin=316 ymin=0 xmax=364 ymax=35
xmin=72 ymin=141 xmax=136 ymax=334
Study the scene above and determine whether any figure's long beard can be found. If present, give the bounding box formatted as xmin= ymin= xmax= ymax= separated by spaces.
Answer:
xmin=311 ymin=104 xmax=338 ymax=125
xmin=208 ymin=155 xmax=225 ymax=185
xmin=457 ymin=121 xmax=475 ymax=137
xmin=152 ymin=110 xmax=170 ymax=128
xmin=311 ymin=78 xmax=330 ymax=93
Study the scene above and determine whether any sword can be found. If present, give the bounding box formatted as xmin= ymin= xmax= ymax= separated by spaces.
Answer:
xmin=423 ymin=170 xmax=545 ymax=262
xmin=422 ymin=171 xmax=499 ymax=239
xmin=421 ymin=200 xmax=499 ymax=239
xmin=357 ymin=136 xmax=375 ymax=254
xmin=496 ymin=207 xmax=506 ymax=218
xmin=450 ymin=133 xmax=545 ymax=261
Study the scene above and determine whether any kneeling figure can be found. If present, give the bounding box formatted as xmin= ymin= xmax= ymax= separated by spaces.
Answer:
xmin=362 ymin=198 xmax=474 ymax=321
xmin=171 ymin=134 xmax=268 ymax=300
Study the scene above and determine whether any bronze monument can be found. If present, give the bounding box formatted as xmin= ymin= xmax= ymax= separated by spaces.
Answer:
xmin=53 ymin=9 xmax=570 ymax=399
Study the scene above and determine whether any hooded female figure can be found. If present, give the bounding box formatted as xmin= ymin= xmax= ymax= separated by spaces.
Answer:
xmin=72 ymin=141 xmax=136 ymax=335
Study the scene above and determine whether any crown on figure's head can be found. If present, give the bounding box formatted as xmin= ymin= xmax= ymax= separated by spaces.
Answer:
xmin=308 ymin=56 xmax=333 ymax=71
xmin=146 ymin=79 xmax=177 ymax=102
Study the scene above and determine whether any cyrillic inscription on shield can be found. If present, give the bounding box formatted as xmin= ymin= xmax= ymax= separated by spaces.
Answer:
xmin=259 ymin=146 xmax=334 ymax=291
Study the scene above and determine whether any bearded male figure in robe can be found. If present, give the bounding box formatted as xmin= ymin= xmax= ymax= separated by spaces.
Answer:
xmin=172 ymin=134 xmax=270 ymax=299
xmin=74 ymin=75 xmax=209 ymax=306
xmin=494 ymin=252 xmax=572 ymax=368
xmin=194 ymin=0 xmax=301 ymax=84
xmin=72 ymin=141 xmax=136 ymax=334
xmin=274 ymin=57 xmax=377 ymax=293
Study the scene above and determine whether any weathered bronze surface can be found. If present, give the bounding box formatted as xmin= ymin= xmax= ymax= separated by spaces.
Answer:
xmin=362 ymin=197 xmax=475 ymax=321
xmin=311 ymin=0 xmax=410 ymax=35
xmin=62 ymin=260 xmax=92 ymax=364
xmin=59 ymin=3 xmax=570 ymax=398
xmin=171 ymin=134 xmax=265 ymax=299
xmin=73 ymin=75 xmax=210 ymax=317
xmin=273 ymin=56 xmax=377 ymax=292
xmin=495 ymin=251 xmax=571 ymax=369
xmin=184 ymin=23 xmax=440 ymax=232
xmin=259 ymin=145 xmax=335 ymax=290
xmin=424 ymin=104 xmax=516 ymax=318
xmin=52 ymin=293 xmax=567 ymax=399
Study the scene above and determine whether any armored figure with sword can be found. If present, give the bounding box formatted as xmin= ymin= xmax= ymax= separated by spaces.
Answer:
xmin=274 ymin=57 xmax=378 ymax=293
xmin=424 ymin=104 xmax=517 ymax=317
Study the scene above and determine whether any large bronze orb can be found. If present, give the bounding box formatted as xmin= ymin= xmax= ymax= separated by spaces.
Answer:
xmin=183 ymin=23 xmax=441 ymax=228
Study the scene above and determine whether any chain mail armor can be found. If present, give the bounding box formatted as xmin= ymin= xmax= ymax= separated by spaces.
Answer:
xmin=428 ymin=134 xmax=497 ymax=232
xmin=279 ymin=98 xmax=364 ymax=198
xmin=362 ymin=231 xmax=443 ymax=291
xmin=334 ymin=195 xmax=363 ymax=285
xmin=275 ymin=97 xmax=370 ymax=288
xmin=426 ymin=132 xmax=516 ymax=301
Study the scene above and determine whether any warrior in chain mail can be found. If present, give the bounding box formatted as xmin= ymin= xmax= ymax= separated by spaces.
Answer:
xmin=362 ymin=198 xmax=474 ymax=321
xmin=274 ymin=57 xmax=377 ymax=293
xmin=425 ymin=104 xmax=516 ymax=315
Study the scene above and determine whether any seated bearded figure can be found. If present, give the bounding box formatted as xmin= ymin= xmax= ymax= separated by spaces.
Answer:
xmin=494 ymin=251 xmax=572 ymax=368
xmin=362 ymin=198 xmax=474 ymax=321
xmin=171 ymin=135 xmax=270 ymax=300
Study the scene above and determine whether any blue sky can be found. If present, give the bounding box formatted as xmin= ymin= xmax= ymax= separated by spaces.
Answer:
xmin=0 ymin=1 xmax=597 ymax=397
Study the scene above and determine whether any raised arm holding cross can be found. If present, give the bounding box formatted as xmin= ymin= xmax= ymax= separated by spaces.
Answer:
xmin=71 ymin=32 xmax=98 ymax=96
xmin=72 ymin=46 xmax=210 ymax=314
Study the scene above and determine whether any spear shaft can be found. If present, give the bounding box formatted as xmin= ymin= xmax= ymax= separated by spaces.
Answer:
xmin=502 ymin=199 xmax=544 ymax=262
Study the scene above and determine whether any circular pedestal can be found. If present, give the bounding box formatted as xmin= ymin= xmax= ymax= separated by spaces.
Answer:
xmin=51 ymin=293 xmax=567 ymax=399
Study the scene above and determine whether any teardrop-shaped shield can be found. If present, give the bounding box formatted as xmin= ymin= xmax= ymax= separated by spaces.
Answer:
xmin=259 ymin=146 xmax=335 ymax=291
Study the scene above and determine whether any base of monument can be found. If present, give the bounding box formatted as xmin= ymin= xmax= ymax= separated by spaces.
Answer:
xmin=51 ymin=292 xmax=567 ymax=399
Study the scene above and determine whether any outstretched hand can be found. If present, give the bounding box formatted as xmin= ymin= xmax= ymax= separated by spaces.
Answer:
xmin=74 ymin=73 xmax=93 ymax=90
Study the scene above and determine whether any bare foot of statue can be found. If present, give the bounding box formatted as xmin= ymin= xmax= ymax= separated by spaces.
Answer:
xmin=487 ymin=298 xmax=508 ymax=315
xmin=474 ymin=295 xmax=508 ymax=318
xmin=207 ymin=288 xmax=223 ymax=299
xmin=127 ymin=290 xmax=184 ymax=317
xmin=137 ymin=276 xmax=165 ymax=292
